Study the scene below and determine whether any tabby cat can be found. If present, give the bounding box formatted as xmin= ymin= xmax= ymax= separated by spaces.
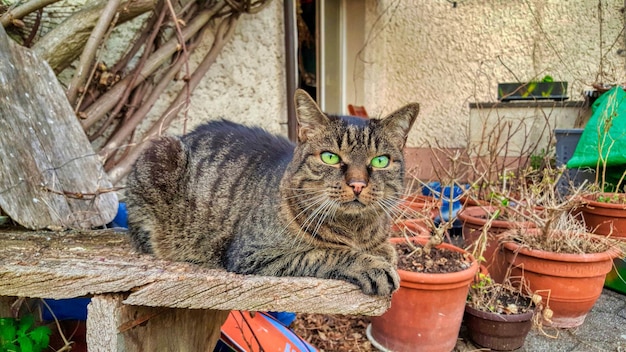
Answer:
xmin=126 ymin=90 xmax=419 ymax=296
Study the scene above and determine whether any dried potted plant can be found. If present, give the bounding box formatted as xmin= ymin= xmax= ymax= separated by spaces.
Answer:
xmin=463 ymin=216 xmax=547 ymax=351
xmin=367 ymin=219 xmax=479 ymax=352
xmin=458 ymin=163 xmax=549 ymax=283
xmin=458 ymin=192 xmax=536 ymax=282
xmin=497 ymin=168 xmax=622 ymax=328
xmin=464 ymin=272 xmax=540 ymax=351
xmin=565 ymin=86 xmax=626 ymax=239
xmin=579 ymin=191 xmax=626 ymax=239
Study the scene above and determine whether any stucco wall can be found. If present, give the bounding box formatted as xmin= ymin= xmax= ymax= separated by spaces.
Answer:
xmin=166 ymin=0 xmax=287 ymax=137
xmin=362 ymin=0 xmax=626 ymax=148
xmin=55 ymin=0 xmax=624 ymax=150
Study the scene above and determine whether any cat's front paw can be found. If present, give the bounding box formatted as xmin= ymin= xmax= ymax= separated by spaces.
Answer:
xmin=345 ymin=257 xmax=400 ymax=296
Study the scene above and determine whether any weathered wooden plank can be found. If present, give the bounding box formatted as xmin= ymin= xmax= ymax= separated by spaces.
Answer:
xmin=87 ymin=294 xmax=229 ymax=352
xmin=85 ymin=294 xmax=123 ymax=351
xmin=0 ymin=25 xmax=118 ymax=230
xmin=0 ymin=228 xmax=391 ymax=315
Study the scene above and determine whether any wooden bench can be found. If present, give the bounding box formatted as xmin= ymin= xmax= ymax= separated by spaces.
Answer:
xmin=0 ymin=228 xmax=390 ymax=351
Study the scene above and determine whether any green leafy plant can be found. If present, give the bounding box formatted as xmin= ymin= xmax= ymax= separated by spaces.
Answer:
xmin=0 ymin=315 xmax=51 ymax=352
xmin=596 ymin=193 xmax=622 ymax=203
xmin=522 ymin=75 xmax=556 ymax=98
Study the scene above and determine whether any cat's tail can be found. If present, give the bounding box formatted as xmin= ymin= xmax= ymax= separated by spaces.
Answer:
xmin=126 ymin=136 xmax=190 ymax=253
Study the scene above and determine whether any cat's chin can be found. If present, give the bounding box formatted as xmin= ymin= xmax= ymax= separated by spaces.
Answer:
xmin=339 ymin=200 xmax=372 ymax=215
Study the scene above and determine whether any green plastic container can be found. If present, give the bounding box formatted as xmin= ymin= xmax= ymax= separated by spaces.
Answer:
xmin=604 ymin=258 xmax=626 ymax=294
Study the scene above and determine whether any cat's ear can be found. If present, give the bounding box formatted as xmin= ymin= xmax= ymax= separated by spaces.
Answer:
xmin=294 ymin=89 xmax=330 ymax=142
xmin=380 ymin=103 xmax=419 ymax=149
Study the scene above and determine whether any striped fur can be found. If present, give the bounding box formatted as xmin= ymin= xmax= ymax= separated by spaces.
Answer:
xmin=126 ymin=90 xmax=419 ymax=296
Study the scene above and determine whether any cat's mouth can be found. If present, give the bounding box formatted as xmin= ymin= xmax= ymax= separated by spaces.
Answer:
xmin=344 ymin=199 xmax=366 ymax=208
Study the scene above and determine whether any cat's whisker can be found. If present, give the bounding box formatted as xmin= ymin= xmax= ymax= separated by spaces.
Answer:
xmin=292 ymin=197 xmax=341 ymax=249
xmin=282 ymin=186 xmax=329 ymax=191
xmin=374 ymin=199 xmax=392 ymax=219
xmin=329 ymin=201 xmax=339 ymax=221
xmin=300 ymin=199 xmax=334 ymax=238
xmin=282 ymin=187 xmax=329 ymax=195
xmin=278 ymin=193 xmax=328 ymax=236
xmin=310 ymin=200 xmax=336 ymax=239
xmin=275 ymin=193 xmax=333 ymax=249
xmin=376 ymin=199 xmax=399 ymax=221
xmin=377 ymin=197 xmax=408 ymax=221
xmin=384 ymin=194 xmax=424 ymax=219
xmin=291 ymin=194 xmax=330 ymax=208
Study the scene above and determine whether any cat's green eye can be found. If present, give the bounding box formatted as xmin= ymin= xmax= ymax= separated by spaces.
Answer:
xmin=320 ymin=151 xmax=341 ymax=165
xmin=371 ymin=155 xmax=390 ymax=168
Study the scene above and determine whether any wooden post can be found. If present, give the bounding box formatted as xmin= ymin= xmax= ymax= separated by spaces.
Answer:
xmin=0 ymin=296 xmax=14 ymax=317
xmin=87 ymin=294 xmax=229 ymax=352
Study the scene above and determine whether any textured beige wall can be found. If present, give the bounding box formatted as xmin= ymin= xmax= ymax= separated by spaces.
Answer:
xmin=361 ymin=0 xmax=626 ymax=148
xmin=108 ymin=0 xmax=625 ymax=149
xmin=166 ymin=0 xmax=288 ymax=137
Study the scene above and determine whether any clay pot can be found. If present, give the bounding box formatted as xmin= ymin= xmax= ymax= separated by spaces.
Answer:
xmin=578 ymin=194 xmax=626 ymax=294
xmin=390 ymin=219 xmax=431 ymax=238
xmin=501 ymin=229 xmax=620 ymax=328
xmin=579 ymin=193 xmax=626 ymax=239
xmin=457 ymin=206 xmax=534 ymax=283
xmin=367 ymin=237 xmax=479 ymax=352
xmin=399 ymin=194 xmax=440 ymax=219
xmin=460 ymin=195 xmax=489 ymax=207
xmin=464 ymin=304 xmax=534 ymax=351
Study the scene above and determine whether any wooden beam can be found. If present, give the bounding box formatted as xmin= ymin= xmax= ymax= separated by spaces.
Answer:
xmin=0 ymin=228 xmax=391 ymax=315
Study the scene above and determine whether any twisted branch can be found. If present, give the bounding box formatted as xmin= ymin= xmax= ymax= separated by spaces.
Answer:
xmin=66 ymin=0 xmax=121 ymax=104
xmin=4 ymin=0 xmax=272 ymax=186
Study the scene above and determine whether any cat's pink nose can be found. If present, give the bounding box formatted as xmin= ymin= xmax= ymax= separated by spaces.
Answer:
xmin=349 ymin=180 xmax=367 ymax=196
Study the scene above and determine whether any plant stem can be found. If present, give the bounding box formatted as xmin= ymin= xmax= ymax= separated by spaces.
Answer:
xmin=0 ymin=0 xmax=60 ymax=27
xmin=66 ymin=0 xmax=121 ymax=105
xmin=107 ymin=14 xmax=238 ymax=183
xmin=80 ymin=6 xmax=217 ymax=130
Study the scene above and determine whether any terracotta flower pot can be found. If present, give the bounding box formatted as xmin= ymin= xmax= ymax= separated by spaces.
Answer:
xmin=367 ymin=237 xmax=479 ymax=352
xmin=400 ymin=194 xmax=440 ymax=219
xmin=579 ymin=193 xmax=626 ymax=239
xmin=464 ymin=304 xmax=534 ymax=351
xmin=578 ymin=194 xmax=626 ymax=294
xmin=457 ymin=206 xmax=534 ymax=283
xmin=501 ymin=229 xmax=620 ymax=328
xmin=390 ymin=219 xmax=431 ymax=238
xmin=460 ymin=195 xmax=490 ymax=207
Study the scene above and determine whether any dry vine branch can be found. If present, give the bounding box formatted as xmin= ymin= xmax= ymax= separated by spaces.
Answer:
xmin=0 ymin=0 xmax=60 ymax=27
xmin=85 ymin=0 xmax=171 ymax=143
xmin=107 ymin=14 xmax=240 ymax=184
xmin=79 ymin=3 xmax=214 ymax=130
xmin=2 ymin=0 xmax=273 ymax=187
xmin=462 ymin=104 xmax=557 ymax=202
xmin=31 ymin=0 xmax=157 ymax=72
xmin=65 ymin=0 xmax=121 ymax=104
